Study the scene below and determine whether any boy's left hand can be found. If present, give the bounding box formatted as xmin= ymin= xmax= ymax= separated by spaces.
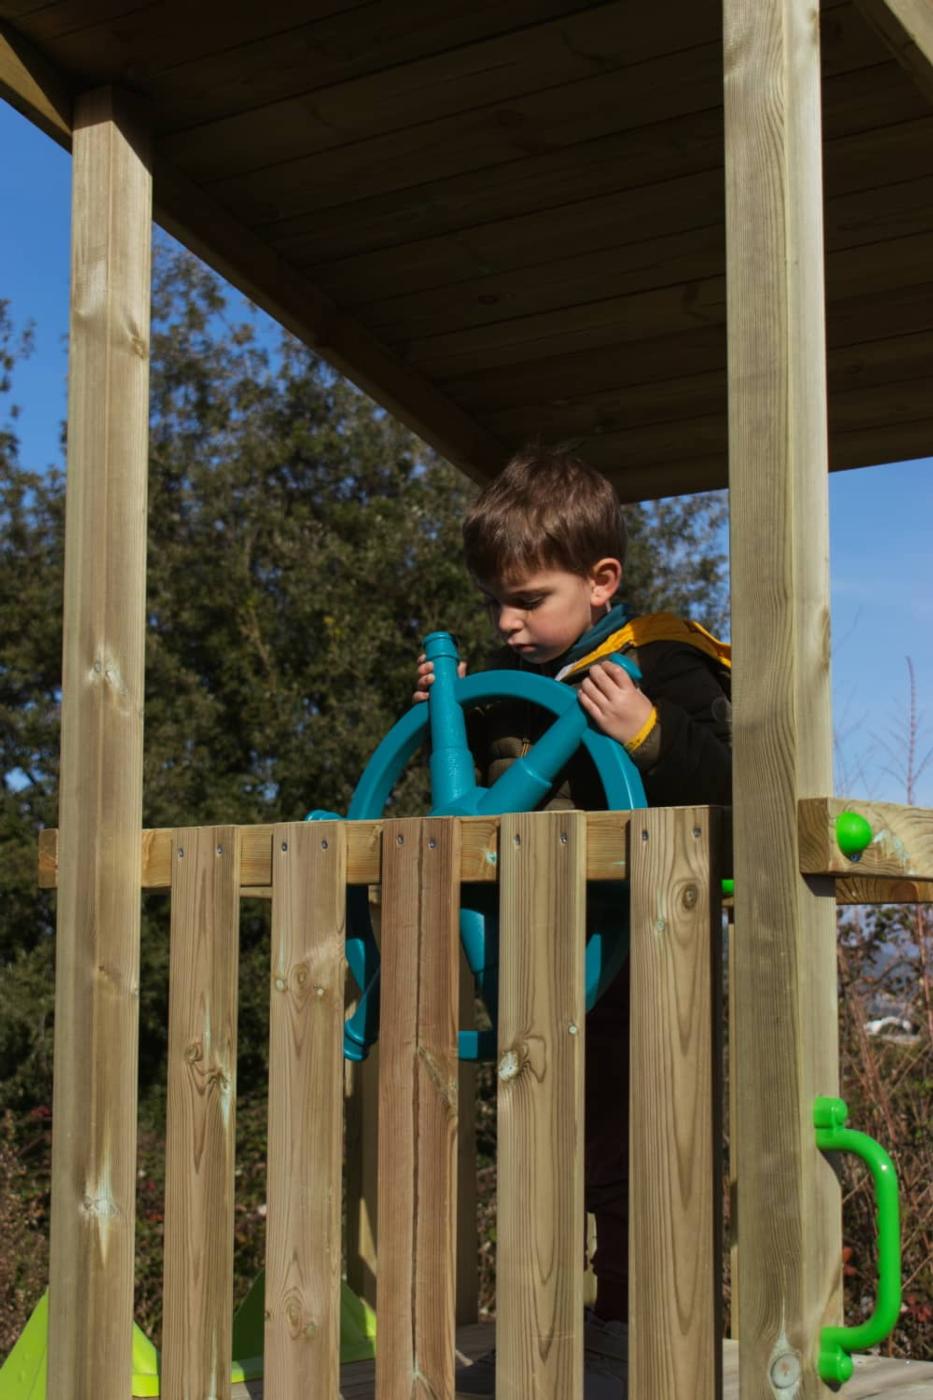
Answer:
xmin=578 ymin=661 xmax=655 ymax=746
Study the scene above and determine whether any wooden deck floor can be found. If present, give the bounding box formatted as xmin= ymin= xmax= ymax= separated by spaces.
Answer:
xmin=226 ymin=1324 xmax=933 ymax=1397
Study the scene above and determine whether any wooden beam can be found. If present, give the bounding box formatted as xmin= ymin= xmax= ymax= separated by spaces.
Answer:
xmin=161 ymin=827 xmax=241 ymax=1400
xmin=46 ymin=87 xmax=152 ymax=1400
xmin=497 ymin=811 xmax=586 ymax=1399
xmin=38 ymin=812 xmax=640 ymax=888
xmin=800 ymin=795 xmax=933 ymax=881
xmin=0 ymin=26 xmax=504 ymax=484
xmin=150 ymin=159 xmax=504 ymax=485
xmin=375 ymin=818 xmax=460 ymax=1399
xmin=0 ymin=20 xmax=71 ymax=146
xmin=854 ymin=0 xmax=933 ymax=106
xmin=723 ymin=1 xmax=842 ymax=1396
xmin=264 ymin=822 xmax=346 ymax=1395
xmin=629 ymin=806 xmax=721 ymax=1400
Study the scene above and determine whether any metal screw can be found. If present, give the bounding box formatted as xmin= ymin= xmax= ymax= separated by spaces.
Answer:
xmin=177 ymin=847 xmax=185 ymax=859
xmin=513 ymin=833 xmax=521 ymax=847
xmin=281 ymin=840 xmax=288 ymax=852
xmin=396 ymin=834 xmax=405 ymax=846
xmin=568 ymin=1023 xmax=579 ymax=1036
xmin=428 ymin=837 xmax=437 ymax=849
xmin=692 ymin=825 xmax=702 ymax=838
xmin=641 ymin=830 xmax=649 ymax=842
xmin=320 ymin=838 xmax=328 ymax=850
xmin=216 ymin=844 xmax=224 ymax=856
xmin=559 ymin=831 xmax=568 ymax=844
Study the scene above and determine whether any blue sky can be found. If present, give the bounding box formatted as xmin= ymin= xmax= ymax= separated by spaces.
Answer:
xmin=2 ymin=99 xmax=931 ymax=807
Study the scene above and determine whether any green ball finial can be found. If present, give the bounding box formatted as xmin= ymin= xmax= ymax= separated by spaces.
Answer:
xmin=835 ymin=811 xmax=873 ymax=861
xmin=721 ymin=878 xmax=735 ymax=897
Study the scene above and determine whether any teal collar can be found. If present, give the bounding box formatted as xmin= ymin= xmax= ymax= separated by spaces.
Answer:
xmin=544 ymin=601 xmax=632 ymax=675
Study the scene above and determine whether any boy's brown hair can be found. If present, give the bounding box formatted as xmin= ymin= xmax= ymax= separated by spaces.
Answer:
xmin=463 ymin=446 xmax=626 ymax=582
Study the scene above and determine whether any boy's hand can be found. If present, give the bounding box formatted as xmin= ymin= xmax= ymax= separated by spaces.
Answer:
xmin=578 ymin=661 xmax=655 ymax=746
xmin=413 ymin=654 xmax=467 ymax=704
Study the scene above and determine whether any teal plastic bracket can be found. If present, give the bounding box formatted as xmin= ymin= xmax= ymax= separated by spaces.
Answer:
xmin=813 ymin=1096 xmax=902 ymax=1385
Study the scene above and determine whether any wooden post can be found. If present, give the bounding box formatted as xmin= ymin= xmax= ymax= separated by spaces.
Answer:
xmin=497 ymin=811 xmax=586 ymax=1400
xmin=723 ymin=1 xmax=842 ymax=1394
xmin=265 ymin=821 xmax=346 ymax=1396
xmin=162 ymin=827 xmax=241 ymax=1400
xmin=375 ymin=818 xmax=460 ymax=1400
xmin=46 ymin=87 xmax=151 ymax=1400
xmin=628 ymin=806 xmax=722 ymax=1400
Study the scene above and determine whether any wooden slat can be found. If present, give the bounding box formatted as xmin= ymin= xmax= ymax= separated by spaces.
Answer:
xmin=210 ymin=42 xmax=725 ymax=225
xmin=0 ymin=19 xmax=71 ymax=145
xmin=628 ymin=806 xmax=721 ymax=1399
xmin=836 ymin=875 xmax=933 ymax=903
xmin=264 ymin=821 xmax=346 ymax=1396
xmin=799 ymin=796 xmax=933 ymax=879
xmin=724 ymin=3 xmax=843 ymax=1398
xmin=497 ymin=811 xmax=586 ymax=1400
xmin=38 ymin=811 xmax=636 ymax=888
xmin=854 ymin=0 xmax=933 ymax=104
xmin=45 ymin=87 xmax=151 ymax=1400
xmin=151 ymin=160 xmax=504 ymax=486
xmin=345 ymin=1042 xmax=380 ymax=1314
xmin=375 ymin=818 xmax=460 ymax=1399
xmin=162 ymin=826 xmax=241 ymax=1400
xmin=125 ymin=0 xmax=600 ymax=132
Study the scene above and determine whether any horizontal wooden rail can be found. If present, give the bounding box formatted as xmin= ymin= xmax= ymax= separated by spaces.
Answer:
xmin=37 ymin=812 xmax=645 ymax=888
xmin=799 ymin=796 xmax=933 ymax=882
xmin=38 ymin=802 xmax=933 ymax=901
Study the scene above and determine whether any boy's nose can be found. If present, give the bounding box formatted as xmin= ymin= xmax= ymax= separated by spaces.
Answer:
xmin=498 ymin=606 xmax=522 ymax=635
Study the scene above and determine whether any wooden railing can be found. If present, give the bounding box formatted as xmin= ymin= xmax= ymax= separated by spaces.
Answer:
xmin=36 ymin=797 xmax=933 ymax=1398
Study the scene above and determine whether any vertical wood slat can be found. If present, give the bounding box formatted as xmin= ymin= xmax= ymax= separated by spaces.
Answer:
xmin=723 ymin=0 xmax=842 ymax=1393
xmin=497 ymin=811 xmax=586 ymax=1400
xmin=628 ymin=806 xmax=722 ymax=1400
xmin=162 ymin=827 xmax=241 ymax=1400
xmin=376 ymin=818 xmax=460 ymax=1400
xmin=264 ymin=822 xmax=346 ymax=1396
xmin=47 ymin=86 xmax=152 ymax=1400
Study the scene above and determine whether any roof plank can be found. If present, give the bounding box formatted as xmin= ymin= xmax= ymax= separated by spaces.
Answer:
xmin=854 ymin=0 xmax=933 ymax=104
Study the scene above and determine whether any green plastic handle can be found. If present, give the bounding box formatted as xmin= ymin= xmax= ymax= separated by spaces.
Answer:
xmin=813 ymin=1096 xmax=901 ymax=1384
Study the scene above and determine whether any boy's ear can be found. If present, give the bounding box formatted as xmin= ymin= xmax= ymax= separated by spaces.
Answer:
xmin=589 ymin=557 xmax=622 ymax=606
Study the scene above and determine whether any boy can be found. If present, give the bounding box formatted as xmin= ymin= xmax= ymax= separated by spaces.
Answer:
xmin=415 ymin=448 xmax=731 ymax=1399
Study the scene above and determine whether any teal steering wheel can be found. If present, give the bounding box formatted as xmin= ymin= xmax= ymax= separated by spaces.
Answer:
xmin=308 ymin=631 xmax=646 ymax=1060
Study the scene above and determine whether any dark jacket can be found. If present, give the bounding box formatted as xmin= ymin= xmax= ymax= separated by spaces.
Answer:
xmin=468 ymin=614 xmax=732 ymax=812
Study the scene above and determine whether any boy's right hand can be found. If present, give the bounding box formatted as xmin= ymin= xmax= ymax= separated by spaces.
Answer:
xmin=413 ymin=654 xmax=467 ymax=704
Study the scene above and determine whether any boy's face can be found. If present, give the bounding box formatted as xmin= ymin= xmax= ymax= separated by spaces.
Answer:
xmin=478 ymin=561 xmax=621 ymax=665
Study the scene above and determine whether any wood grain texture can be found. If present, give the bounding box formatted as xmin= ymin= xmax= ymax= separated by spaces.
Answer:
xmin=264 ymin=821 xmax=346 ymax=1396
xmin=229 ymin=1332 xmax=933 ymax=1398
xmin=38 ymin=811 xmax=636 ymax=887
xmin=161 ymin=827 xmax=241 ymax=1400
xmin=375 ymin=818 xmax=460 ymax=1399
xmin=46 ymin=86 xmax=151 ymax=1400
xmin=628 ymin=807 xmax=722 ymax=1400
xmin=724 ymin=0 xmax=843 ymax=1394
xmin=496 ymin=811 xmax=586 ymax=1400
xmin=800 ymin=796 xmax=933 ymax=879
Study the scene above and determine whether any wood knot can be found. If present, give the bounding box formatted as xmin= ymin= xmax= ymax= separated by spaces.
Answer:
xmin=682 ymin=883 xmax=699 ymax=910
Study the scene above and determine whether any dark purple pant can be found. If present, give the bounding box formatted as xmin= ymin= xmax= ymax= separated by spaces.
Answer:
xmin=585 ymin=960 xmax=630 ymax=1322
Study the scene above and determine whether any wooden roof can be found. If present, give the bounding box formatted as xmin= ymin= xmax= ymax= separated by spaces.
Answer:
xmin=2 ymin=0 xmax=932 ymax=500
